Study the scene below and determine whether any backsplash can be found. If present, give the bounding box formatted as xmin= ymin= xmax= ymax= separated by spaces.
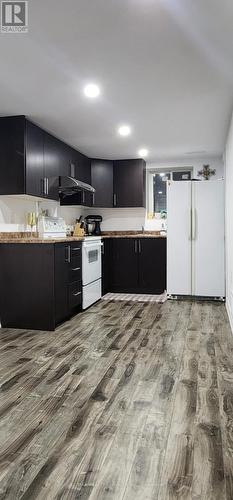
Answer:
xmin=90 ymin=208 xmax=146 ymax=232
xmin=0 ymin=196 xmax=84 ymax=232
xmin=0 ymin=198 xmax=149 ymax=233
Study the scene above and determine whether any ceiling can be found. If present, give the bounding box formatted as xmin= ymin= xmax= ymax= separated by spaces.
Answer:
xmin=0 ymin=0 xmax=233 ymax=161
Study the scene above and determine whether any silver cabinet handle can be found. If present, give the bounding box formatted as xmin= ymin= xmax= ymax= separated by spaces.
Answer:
xmin=92 ymin=192 xmax=95 ymax=206
xmin=46 ymin=178 xmax=49 ymax=195
xmin=43 ymin=178 xmax=47 ymax=195
xmin=72 ymin=247 xmax=81 ymax=251
xmin=134 ymin=240 xmax=137 ymax=253
xmin=82 ymin=191 xmax=85 ymax=205
xmin=113 ymin=193 xmax=117 ymax=206
xmin=72 ymin=267 xmax=80 ymax=271
xmin=65 ymin=245 xmax=71 ymax=263
xmin=138 ymin=240 xmax=141 ymax=253
xmin=70 ymin=163 xmax=75 ymax=178
xmin=73 ymin=291 xmax=81 ymax=297
xmin=41 ymin=178 xmax=45 ymax=195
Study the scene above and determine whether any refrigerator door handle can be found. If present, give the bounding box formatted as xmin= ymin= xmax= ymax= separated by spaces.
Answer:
xmin=192 ymin=208 xmax=197 ymax=240
xmin=188 ymin=208 xmax=192 ymax=240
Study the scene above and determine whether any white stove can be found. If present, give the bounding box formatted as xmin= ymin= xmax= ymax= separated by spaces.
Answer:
xmin=82 ymin=236 xmax=102 ymax=309
xmin=38 ymin=216 xmax=67 ymax=239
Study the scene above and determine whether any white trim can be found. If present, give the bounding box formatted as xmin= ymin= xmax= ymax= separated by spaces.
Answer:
xmin=226 ymin=299 xmax=233 ymax=334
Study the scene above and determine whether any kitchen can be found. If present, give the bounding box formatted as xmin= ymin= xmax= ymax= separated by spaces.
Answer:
xmin=0 ymin=1 xmax=233 ymax=499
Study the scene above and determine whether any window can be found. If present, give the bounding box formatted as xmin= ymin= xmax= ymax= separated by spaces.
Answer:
xmin=147 ymin=168 xmax=192 ymax=215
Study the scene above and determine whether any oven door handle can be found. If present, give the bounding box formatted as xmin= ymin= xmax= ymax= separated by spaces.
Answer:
xmin=83 ymin=243 xmax=102 ymax=249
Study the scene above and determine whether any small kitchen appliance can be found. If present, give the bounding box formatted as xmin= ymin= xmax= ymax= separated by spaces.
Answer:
xmin=85 ymin=215 xmax=102 ymax=236
xmin=38 ymin=216 xmax=67 ymax=239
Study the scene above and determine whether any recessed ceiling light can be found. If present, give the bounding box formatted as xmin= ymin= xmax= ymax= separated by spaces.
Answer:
xmin=158 ymin=191 xmax=163 ymax=194
xmin=138 ymin=148 xmax=148 ymax=158
xmin=83 ymin=83 xmax=100 ymax=98
xmin=118 ymin=125 xmax=131 ymax=137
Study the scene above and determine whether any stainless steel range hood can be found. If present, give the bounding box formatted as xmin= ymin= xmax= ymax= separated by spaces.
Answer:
xmin=59 ymin=176 xmax=95 ymax=196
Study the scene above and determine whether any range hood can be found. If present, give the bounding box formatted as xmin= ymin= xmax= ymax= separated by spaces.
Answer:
xmin=59 ymin=176 xmax=95 ymax=196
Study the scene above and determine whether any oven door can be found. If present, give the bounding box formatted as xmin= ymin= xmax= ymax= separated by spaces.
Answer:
xmin=82 ymin=241 xmax=102 ymax=286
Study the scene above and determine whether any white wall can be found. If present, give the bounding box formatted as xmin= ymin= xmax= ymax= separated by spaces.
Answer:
xmin=146 ymin=155 xmax=224 ymax=231
xmin=225 ymin=112 xmax=233 ymax=331
xmin=147 ymin=155 xmax=224 ymax=178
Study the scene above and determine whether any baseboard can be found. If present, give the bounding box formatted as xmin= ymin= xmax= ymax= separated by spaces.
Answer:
xmin=226 ymin=299 xmax=233 ymax=334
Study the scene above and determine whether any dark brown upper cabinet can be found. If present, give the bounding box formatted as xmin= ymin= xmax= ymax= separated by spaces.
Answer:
xmin=0 ymin=115 xmax=26 ymax=195
xmin=59 ymin=148 xmax=93 ymax=207
xmin=43 ymin=131 xmax=69 ymax=200
xmin=0 ymin=116 xmax=61 ymax=200
xmin=26 ymin=120 xmax=45 ymax=197
xmin=91 ymin=158 xmax=146 ymax=209
xmin=91 ymin=159 xmax=114 ymax=208
xmin=0 ymin=115 xmax=92 ymax=202
xmin=0 ymin=115 xmax=146 ymax=207
xmin=113 ymin=159 xmax=146 ymax=208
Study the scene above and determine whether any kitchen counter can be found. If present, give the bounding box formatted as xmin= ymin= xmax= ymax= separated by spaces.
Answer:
xmin=0 ymin=236 xmax=84 ymax=244
xmin=0 ymin=231 xmax=166 ymax=243
xmin=101 ymin=231 xmax=166 ymax=238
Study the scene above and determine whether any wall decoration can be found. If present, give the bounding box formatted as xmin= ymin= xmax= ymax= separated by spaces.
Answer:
xmin=198 ymin=164 xmax=216 ymax=180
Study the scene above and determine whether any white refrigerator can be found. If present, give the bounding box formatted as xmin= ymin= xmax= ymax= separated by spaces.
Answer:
xmin=167 ymin=180 xmax=225 ymax=298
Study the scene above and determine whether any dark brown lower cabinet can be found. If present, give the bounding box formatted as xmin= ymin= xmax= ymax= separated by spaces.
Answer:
xmin=111 ymin=238 xmax=138 ymax=292
xmin=101 ymin=239 xmax=112 ymax=296
xmin=138 ymin=238 xmax=166 ymax=293
xmin=0 ymin=242 xmax=82 ymax=331
xmin=55 ymin=242 xmax=82 ymax=325
xmin=104 ymin=237 xmax=166 ymax=294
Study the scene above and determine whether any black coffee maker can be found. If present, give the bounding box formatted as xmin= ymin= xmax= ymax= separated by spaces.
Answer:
xmin=85 ymin=215 xmax=102 ymax=236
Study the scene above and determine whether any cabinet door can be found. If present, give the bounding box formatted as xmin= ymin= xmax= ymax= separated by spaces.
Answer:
xmin=60 ymin=151 xmax=93 ymax=207
xmin=0 ymin=115 xmax=25 ymax=195
xmin=26 ymin=120 xmax=45 ymax=197
xmin=54 ymin=243 xmax=70 ymax=324
xmin=91 ymin=159 xmax=113 ymax=207
xmin=0 ymin=243 xmax=55 ymax=331
xmin=138 ymin=238 xmax=166 ymax=293
xmin=76 ymin=153 xmax=92 ymax=207
xmin=113 ymin=159 xmax=146 ymax=208
xmin=70 ymin=243 xmax=82 ymax=283
xmin=102 ymin=239 xmax=112 ymax=295
xmin=74 ymin=151 xmax=91 ymax=184
xmin=111 ymin=238 xmax=138 ymax=291
xmin=43 ymin=132 xmax=63 ymax=200
xmin=55 ymin=243 xmax=82 ymax=324
xmin=63 ymin=144 xmax=76 ymax=178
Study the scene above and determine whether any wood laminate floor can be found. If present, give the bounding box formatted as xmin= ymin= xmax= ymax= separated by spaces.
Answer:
xmin=0 ymin=299 xmax=232 ymax=499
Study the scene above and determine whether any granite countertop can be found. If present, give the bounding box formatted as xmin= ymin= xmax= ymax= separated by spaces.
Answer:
xmin=0 ymin=236 xmax=84 ymax=244
xmin=0 ymin=231 xmax=166 ymax=243
xmin=101 ymin=231 xmax=166 ymax=239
